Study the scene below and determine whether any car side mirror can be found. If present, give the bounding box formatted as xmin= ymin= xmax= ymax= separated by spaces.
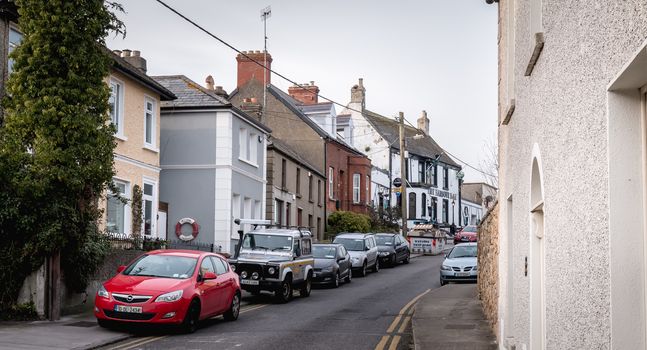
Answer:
xmin=337 ymin=257 xmax=344 ymax=263
xmin=203 ymin=272 xmax=217 ymax=280
xmin=116 ymin=265 xmax=126 ymax=273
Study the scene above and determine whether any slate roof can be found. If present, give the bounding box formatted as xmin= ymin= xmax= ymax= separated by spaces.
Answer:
xmin=299 ymin=102 xmax=334 ymax=114
xmin=363 ymin=110 xmax=460 ymax=168
xmin=104 ymin=48 xmax=176 ymax=101
xmin=268 ymin=137 xmax=325 ymax=178
xmin=152 ymin=75 xmax=271 ymax=134
xmin=152 ymin=75 xmax=229 ymax=108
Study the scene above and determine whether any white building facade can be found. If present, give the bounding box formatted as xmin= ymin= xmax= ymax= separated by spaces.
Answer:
xmin=497 ymin=0 xmax=647 ymax=349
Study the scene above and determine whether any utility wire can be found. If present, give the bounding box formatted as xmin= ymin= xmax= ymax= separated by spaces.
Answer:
xmin=155 ymin=0 xmax=494 ymax=179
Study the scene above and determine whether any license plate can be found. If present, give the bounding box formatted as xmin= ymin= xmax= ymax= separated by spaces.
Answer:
xmin=456 ymin=272 xmax=470 ymax=277
xmin=241 ymin=279 xmax=259 ymax=285
xmin=114 ymin=305 xmax=142 ymax=313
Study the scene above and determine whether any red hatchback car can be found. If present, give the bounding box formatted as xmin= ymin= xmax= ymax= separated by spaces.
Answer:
xmin=454 ymin=225 xmax=478 ymax=244
xmin=95 ymin=250 xmax=241 ymax=333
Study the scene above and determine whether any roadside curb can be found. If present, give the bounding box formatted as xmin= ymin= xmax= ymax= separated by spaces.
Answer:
xmin=80 ymin=333 xmax=133 ymax=350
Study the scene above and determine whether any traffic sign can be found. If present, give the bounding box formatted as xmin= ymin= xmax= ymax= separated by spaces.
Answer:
xmin=393 ymin=178 xmax=402 ymax=188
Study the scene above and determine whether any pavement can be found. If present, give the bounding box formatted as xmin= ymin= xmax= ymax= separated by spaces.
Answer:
xmin=412 ymin=283 xmax=498 ymax=350
xmin=0 ymin=311 xmax=129 ymax=350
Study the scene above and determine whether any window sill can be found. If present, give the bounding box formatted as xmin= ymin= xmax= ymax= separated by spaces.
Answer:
xmin=114 ymin=133 xmax=128 ymax=142
xmin=143 ymin=144 xmax=159 ymax=153
xmin=238 ymin=157 xmax=259 ymax=168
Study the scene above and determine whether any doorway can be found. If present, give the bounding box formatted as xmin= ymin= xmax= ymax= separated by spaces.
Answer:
xmin=530 ymin=155 xmax=545 ymax=350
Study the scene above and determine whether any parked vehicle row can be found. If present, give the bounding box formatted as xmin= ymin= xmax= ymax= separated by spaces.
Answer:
xmin=93 ymin=222 xmax=413 ymax=334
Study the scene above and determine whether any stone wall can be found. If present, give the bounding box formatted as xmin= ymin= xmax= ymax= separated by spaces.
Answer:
xmin=477 ymin=201 xmax=499 ymax=336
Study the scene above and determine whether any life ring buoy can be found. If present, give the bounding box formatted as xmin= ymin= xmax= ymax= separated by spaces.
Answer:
xmin=175 ymin=217 xmax=199 ymax=241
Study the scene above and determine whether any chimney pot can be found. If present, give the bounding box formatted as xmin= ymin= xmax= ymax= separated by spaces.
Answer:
xmin=417 ymin=110 xmax=430 ymax=135
xmin=132 ymin=50 xmax=141 ymax=57
xmin=205 ymin=75 xmax=215 ymax=90
xmin=121 ymin=49 xmax=132 ymax=57
xmin=121 ymin=49 xmax=147 ymax=73
xmin=113 ymin=49 xmax=122 ymax=56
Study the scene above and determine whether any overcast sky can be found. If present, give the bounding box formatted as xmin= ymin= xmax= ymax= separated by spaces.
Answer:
xmin=106 ymin=0 xmax=498 ymax=183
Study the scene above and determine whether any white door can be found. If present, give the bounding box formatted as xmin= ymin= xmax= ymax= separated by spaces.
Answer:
xmin=157 ymin=211 xmax=167 ymax=239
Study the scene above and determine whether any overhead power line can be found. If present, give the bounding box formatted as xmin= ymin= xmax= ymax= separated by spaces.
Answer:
xmin=154 ymin=0 xmax=494 ymax=179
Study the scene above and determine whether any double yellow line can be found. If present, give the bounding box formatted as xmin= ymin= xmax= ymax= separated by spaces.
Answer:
xmin=106 ymin=304 xmax=268 ymax=350
xmin=375 ymin=289 xmax=431 ymax=350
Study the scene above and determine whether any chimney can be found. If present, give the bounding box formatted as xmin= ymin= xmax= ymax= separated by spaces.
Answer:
xmin=121 ymin=49 xmax=147 ymax=73
xmin=236 ymin=50 xmax=272 ymax=88
xmin=417 ymin=110 xmax=430 ymax=135
xmin=350 ymin=78 xmax=366 ymax=109
xmin=205 ymin=75 xmax=215 ymax=90
xmin=240 ymin=97 xmax=263 ymax=120
xmin=288 ymin=81 xmax=319 ymax=105
xmin=214 ymin=86 xmax=228 ymax=99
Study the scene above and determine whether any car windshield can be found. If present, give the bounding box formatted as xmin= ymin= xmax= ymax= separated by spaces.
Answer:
xmin=123 ymin=255 xmax=197 ymax=279
xmin=243 ymin=233 xmax=293 ymax=252
xmin=375 ymin=235 xmax=394 ymax=246
xmin=448 ymin=245 xmax=477 ymax=259
xmin=313 ymin=246 xmax=337 ymax=259
xmin=462 ymin=226 xmax=477 ymax=233
xmin=334 ymin=237 xmax=365 ymax=251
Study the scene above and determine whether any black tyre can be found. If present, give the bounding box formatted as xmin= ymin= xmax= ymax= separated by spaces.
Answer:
xmin=223 ymin=292 xmax=241 ymax=321
xmin=275 ymin=276 xmax=293 ymax=303
xmin=97 ymin=319 xmax=112 ymax=329
xmin=373 ymin=260 xmax=380 ymax=273
xmin=359 ymin=262 xmax=367 ymax=277
xmin=181 ymin=300 xmax=200 ymax=334
xmin=333 ymin=272 xmax=340 ymax=288
xmin=300 ymin=273 xmax=312 ymax=297
xmin=440 ymin=277 xmax=447 ymax=286
xmin=345 ymin=269 xmax=352 ymax=283
xmin=390 ymin=255 xmax=397 ymax=267
xmin=403 ymin=253 xmax=410 ymax=264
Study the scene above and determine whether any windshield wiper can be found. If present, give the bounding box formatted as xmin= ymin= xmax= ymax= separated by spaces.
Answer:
xmin=271 ymin=247 xmax=287 ymax=251
xmin=129 ymin=273 xmax=159 ymax=277
xmin=253 ymin=246 xmax=270 ymax=251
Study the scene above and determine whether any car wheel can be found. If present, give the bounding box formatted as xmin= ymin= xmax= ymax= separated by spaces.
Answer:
xmin=373 ymin=260 xmax=380 ymax=273
xmin=440 ymin=277 xmax=447 ymax=286
xmin=390 ymin=255 xmax=397 ymax=267
xmin=359 ymin=262 xmax=367 ymax=277
xmin=97 ymin=319 xmax=112 ymax=329
xmin=333 ymin=272 xmax=340 ymax=288
xmin=403 ymin=253 xmax=410 ymax=264
xmin=181 ymin=300 xmax=200 ymax=334
xmin=223 ymin=292 xmax=241 ymax=321
xmin=275 ymin=276 xmax=293 ymax=303
xmin=345 ymin=269 xmax=352 ymax=283
xmin=300 ymin=273 xmax=312 ymax=297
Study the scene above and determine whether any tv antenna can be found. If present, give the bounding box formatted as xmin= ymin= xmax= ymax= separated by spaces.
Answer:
xmin=260 ymin=6 xmax=271 ymax=115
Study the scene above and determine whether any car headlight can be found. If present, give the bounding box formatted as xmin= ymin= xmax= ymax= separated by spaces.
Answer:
xmin=268 ymin=267 xmax=276 ymax=275
xmin=379 ymin=252 xmax=390 ymax=257
xmin=322 ymin=266 xmax=334 ymax=273
xmin=252 ymin=272 xmax=259 ymax=280
xmin=351 ymin=257 xmax=359 ymax=262
xmin=473 ymin=265 xmax=478 ymax=271
xmin=155 ymin=290 xmax=183 ymax=303
xmin=241 ymin=271 xmax=248 ymax=279
xmin=441 ymin=265 xmax=452 ymax=271
xmin=97 ymin=285 xmax=109 ymax=299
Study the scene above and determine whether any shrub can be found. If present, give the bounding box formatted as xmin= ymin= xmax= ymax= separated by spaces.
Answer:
xmin=327 ymin=211 xmax=371 ymax=237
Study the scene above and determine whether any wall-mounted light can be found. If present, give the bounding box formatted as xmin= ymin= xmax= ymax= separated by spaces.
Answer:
xmin=257 ymin=135 xmax=263 ymax=143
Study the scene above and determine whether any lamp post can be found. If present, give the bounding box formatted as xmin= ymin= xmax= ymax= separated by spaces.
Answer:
xmin=457 ymin=170 xmax=464 ymax=228
xmin=452 ymin=199 xmax=455 ymax=225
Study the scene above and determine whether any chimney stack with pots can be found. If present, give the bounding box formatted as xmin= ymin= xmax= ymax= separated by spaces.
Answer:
xmin=417 ymin=110 xmax=430 ymax=135
xmin=350 ymin=78 xmax=366 ymax=110
xmin=288 ymin=81 xmax=319 ymax=105
xmin=236 ymin=50 xmax=272 ymax=88
xmin=240 ymin=97 xmax=263 ymax=120
xmin=205 ymin=75 xmax=215 ymax=90
xmin=121 ymin=49 xmax=147 ymax=73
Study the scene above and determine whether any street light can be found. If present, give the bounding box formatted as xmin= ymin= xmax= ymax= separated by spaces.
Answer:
xmin=456 ymin=170 xmax=465 ymax=228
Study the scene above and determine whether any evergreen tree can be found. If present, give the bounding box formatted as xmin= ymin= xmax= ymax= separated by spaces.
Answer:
xmin=0 ymin=0 xmax=124 ymax=309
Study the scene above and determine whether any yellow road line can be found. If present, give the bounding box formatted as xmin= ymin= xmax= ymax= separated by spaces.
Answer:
xmin=385 ymin=288 xmax=431 ymax=333
xmin=108 ymin=337 xmax=153 ymax=350
xmin=397 ymin=316 xmax=411 ymax=334
xmin=374 ymin=335 xmax=391 ymax=350
xmin=240 ymin=304 xmax=267 ymax=314
xmin=386 ymin=315 xmax=402 ymax=333
xmin=388 ymin=335 xmax=401 ymax=350
xmin=118 ymin=336 xmax=167 ymax=350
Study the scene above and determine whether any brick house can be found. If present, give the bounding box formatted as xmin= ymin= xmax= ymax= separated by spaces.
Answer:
xmin=229 ymin=51 xmax=372 ymax=226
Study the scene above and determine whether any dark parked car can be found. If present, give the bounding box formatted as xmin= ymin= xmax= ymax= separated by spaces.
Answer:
xmin=375 ymin=233 xmax=410 ymax=267
xmin=312 ymin=244 xmax=352 ymax=287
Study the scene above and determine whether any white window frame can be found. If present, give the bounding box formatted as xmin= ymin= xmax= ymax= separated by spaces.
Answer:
xmin=329 ymin=167 xmax=334 ymax=199
xmin=107 ymin=178 xmax=131 ymax=235
xmin=142 ymin=177 xmax=158 ymax=238
xmin=248 ymin=132 xmax=258 ymax=166
xmin=353 ymin=173 xmax=361 ymax=204
xmin=366 ymin=175 xmax=370 ymax=204
xmin=109 ymin=77 xmax=126 ymax=139
xmin=8 ymin=25 xmax=22 ymax=75
xmin=232 ymin=194 xmax=241 ymax=236
xmin=239 ymin=128 xmax=248 ymax=161
xmin=143 ymin=96 xmax=157 ymax=151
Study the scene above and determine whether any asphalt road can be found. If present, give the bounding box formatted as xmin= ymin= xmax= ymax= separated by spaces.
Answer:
xmin=99 ymin=254 xmax=444 ymax=350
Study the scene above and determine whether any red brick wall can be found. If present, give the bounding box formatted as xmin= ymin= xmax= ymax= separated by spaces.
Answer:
xmin=326 ymin=141 xmax=371 ymax=215
xmin=236 ymin=51 xmax=272 ymax=88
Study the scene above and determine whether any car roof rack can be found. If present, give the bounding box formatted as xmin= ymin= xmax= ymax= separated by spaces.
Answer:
xmin=234 ymin=219 xmax=312 ymax=237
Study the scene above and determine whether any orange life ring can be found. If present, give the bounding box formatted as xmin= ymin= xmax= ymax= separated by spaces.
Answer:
xmin=175 ymin=217 xmax=199 ymax=241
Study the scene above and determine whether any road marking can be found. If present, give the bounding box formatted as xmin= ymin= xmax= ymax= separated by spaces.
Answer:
xmin=240 ymin=304 xmax=267 ymax=314
xmin=397 ymin=316 xmax=411 ymax=334
xmin=385 ymin=289 xmax=430 ymax=335
xmin=108 ymin=337 xmax=155 ymax=350
xmin=374 ymin=335 xmax=391 ymax=350
xmin=386 ymin=315 xmax=402 ymax=333
xmin=118 ymin=336 xmax=168 ymax=350
xmin=388 ymin=335 xmax=401 ymax=350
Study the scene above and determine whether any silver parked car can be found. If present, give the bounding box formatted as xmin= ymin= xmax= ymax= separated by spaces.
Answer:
xmin=439 ymin=243 xmax=478 ymax=285
xmin=333 ymin=233 xmax=379 ymax=277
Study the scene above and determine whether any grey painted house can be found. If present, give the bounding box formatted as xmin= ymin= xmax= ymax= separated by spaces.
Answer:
xmin=154 ymin=75 xmax=271 ymax=254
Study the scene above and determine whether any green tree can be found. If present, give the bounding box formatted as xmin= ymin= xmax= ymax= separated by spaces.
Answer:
xmin=0 ymin=0 xmax=124 ymax=309
xmin=327 ymin=211 xmax=371 ymax=238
